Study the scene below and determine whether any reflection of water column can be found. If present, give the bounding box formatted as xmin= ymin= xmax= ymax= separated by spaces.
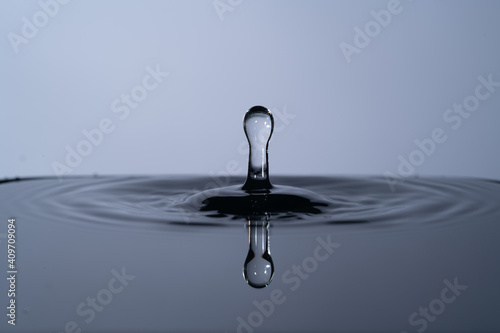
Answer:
xmin=243 ymin=215 xmax=274 ymax=288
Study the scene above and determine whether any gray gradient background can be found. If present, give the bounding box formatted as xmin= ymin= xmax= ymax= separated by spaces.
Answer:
xmin=1 ymin=0 xmax=499 ymax=180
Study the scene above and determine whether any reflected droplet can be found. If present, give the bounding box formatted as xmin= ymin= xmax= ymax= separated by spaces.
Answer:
xmin=243 ymin=215 xmax=274 ymax=288
xmin=242 ymin=106 xmax=274 ymax=191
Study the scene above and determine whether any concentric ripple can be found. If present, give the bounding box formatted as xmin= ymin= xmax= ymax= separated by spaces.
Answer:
xmin=1 ymin=175 xmax=498 ymax=233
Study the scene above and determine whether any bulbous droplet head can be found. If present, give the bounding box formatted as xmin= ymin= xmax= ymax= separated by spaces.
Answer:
xmin=243 ymin=254 xmax=274 ymax=288
xmin=243 ymin=106 xmax=274 ymax=149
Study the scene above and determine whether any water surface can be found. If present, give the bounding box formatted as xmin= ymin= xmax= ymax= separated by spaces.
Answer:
xmin=0 ymin=175 xmax=499 ymax=332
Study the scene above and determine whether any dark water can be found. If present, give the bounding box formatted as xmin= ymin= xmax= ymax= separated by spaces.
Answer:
xmin=1 ymin=175 xmax=499 ymax=332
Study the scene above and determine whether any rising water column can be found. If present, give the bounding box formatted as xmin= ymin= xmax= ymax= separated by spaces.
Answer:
xmin=242 ymin=106 xmax=274 ymax=191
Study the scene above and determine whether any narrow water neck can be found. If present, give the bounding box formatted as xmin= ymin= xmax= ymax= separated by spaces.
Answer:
xmin=249 ymin=218 xmax=269 ymax=255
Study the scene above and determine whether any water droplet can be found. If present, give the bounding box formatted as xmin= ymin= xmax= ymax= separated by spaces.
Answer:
xmin=243 ymin=215 xmax=274 ymax=288
xmin=242 ymin=106 xmax=274 ymax=191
